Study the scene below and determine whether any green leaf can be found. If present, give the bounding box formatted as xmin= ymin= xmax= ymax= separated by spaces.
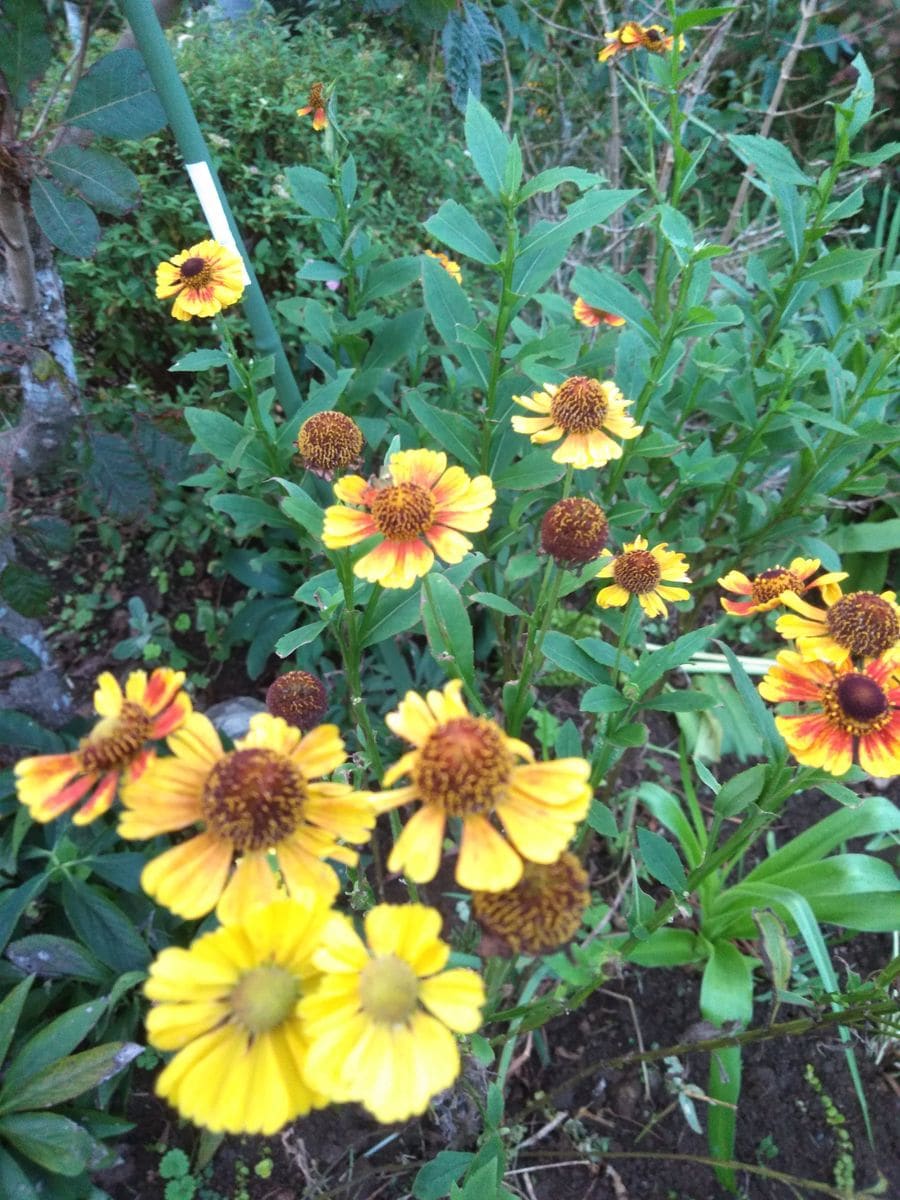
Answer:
xmin=425 ymin=199 xmax=498 ymax=265
xmin=0 ymin=877 xmax=48 ymax=956
xmin=184 ymin=407 xmax=245 ymax=462
xmin=587 ymin=799 xmax=617 ymax=837
xmin=285 ymin=164 xmax=337 ymax=220
xmin=638 ymin=781 xmax=703 ymax=868
xmin=843 ymin=53 xmax=873 ymax=141
xmin=60 ymin=877 xmax=150 ymax=974
xmin=631 ymin=627 xmax=715 ymax=693
xmin=571 ymin=265 xmax=650 ymax=329
xmin=541 ymin=633 xmax=608 ymax=685
xmin=580 ymin=684 xmax=629 ymax=714
xmin=0 ymin=977 xmax=33 ymax=1068
xmin=86 ymin=431 xmax=154 ymax=518
xmin=464 ymin=95 xmax=508 ymax=197
xmin=422 ymin=576 xmax=475 ymax=691
xmin=752 ymin=908 xmax=792 ymax=994
xmin=359 ymin=256 xmax=421 ymax=303
xmin=802 ymin=247 xmax=878 ymax=287
xmin=637 ymin=828 xmax=688 ymax=892
xmin=3 ymin=999 xmax=107 ymax=1092
xmin=0 ymin=0 xmax=51 ymax=106
xmin=771 ymin=181 xmax=806 ymax=261
xmin=607 ymin=721 xmax=647 ymax=748
xmin=274 ymin=621 xmax=326 ymax=658
xmin=441 ymin=4 xmax=502 ymax=111
xmin=745 ymin=796 xmax=900 ymax=881
xmin=713 ymin=763 xmax=766 ymax=818
xmin=673 ymin=6 xmax=735 ymax=35
xmin=0 ymin=1112 xmax=92 ymax=1176
xmin=210 ymin=495 xmax=286 ymax=538
xmin=413 ymin=1150 xmax=475 ymax=1200
xmin=0 ymin=563 xmax=52 ymax=618
xmin=468 ymin=591 xmax=526 ymax=618
xmin=644 ymin=690 xmax=717 ymax=712
xmin=5 ymin=936 xmax=107 ymax=984
xmin=65 ymin=49 xmax=166 ymax=137
xmin=493 ymin=454 xmax=564 ymax=490
xmin=29 ymin=178 xmax=99 ymax=258
xmin=421 ymin=255 xmax=488 ymax=386
xmin=0 ymin=1145 xmax=39 ymax=1199
xmin=0 ymin=1042 xmax=142 ymax=1114
xmin=45 ymin=146 xmax=139 ymax=215
xmin=170 ymin=349 xmax=229 ymax=372
xmin=276 ymin=479 xmax=325 ymax=538
xmin=728 ymin=133 xmax=813 ymax=188
xmin=405 ymin=393 xmax=480 ymax=470
xmin=361 ymin=309 xmax=424 ymax=372
xmin=830 ymin=517 xmax=900 ymax=553
xmin=519 ymin=188 xmax=640 ymax=257
xmin=518 ymin=166 xmax=604 ymax=202
xmin=716 ymin=639 xmax=782 ymax=760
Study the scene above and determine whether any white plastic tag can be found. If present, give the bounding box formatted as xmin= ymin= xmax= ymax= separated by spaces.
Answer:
xmin=185 ymin=161 xmax=251 ymax=284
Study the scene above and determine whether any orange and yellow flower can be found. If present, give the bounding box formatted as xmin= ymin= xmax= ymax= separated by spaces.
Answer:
xmin=598 ymin=21 xmax=683 ymax=63
xmin=719 ymin=557 xmax=847 ymax=617
xmin=155 ymin=239 xmax=245 ymax=321
xmin=425 ymin=249 xmax=463 ymax=284
xmin=297 ymin=82 xmax=328 ymax=131
xmin=15 ymin=668 xmax=190 ymax=826
xmin=573 ymin=297 xmax=625 ymax=328
xmin=759 ymin=650 xmax=900 ymax=779
xmin=595 ymin=535 xmax=691 ymax=618
xmin=322 ymin=449 xmax=495 ymax=590
xmin=119 ymin=712 xmax=374 ymax=922
xmin=301 ymin=904 xmax=485 ymax=1123
xmin=370 ymin=680 xmax=592 ymax=892
xmin=775 ymin=588 xmax=900 ymax=665
xmin=511 ymin=375 xmax=642 ymax=470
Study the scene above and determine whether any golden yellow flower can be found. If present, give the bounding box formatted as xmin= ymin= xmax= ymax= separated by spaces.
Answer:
xmin=775 ymin=588 xmax=900 ymax=666
xmin=145 ymin=898 xmax=331 ymax=1134
xmin=322 ymin=449 xmax=495 ymax=590
xmin=472 ymin=852 xmax=590 ymax=956
xmin=155 ymin=238 xmax=245 ymax=321
xmin=425 ymin=249 xmax=463 ymax=284
xmin=573 ymin=297 xmax=625 ymax=328
xmin=595 ymin=534 xmax=691 ymax=618
xmin=511 ymin=375 xmax=642 ymax=470
xmin=719 ymin=557 xmax=847 ymax=616
xmin=119 ymin=712 xmax=374 ymax=921
xmin=371 ymin=680 xmax=591 ymax=891
xmin=297 ymin=82 xmax=328 ymax=130
xmin=300 ymin=904 xmax=484 ymax=1123
xmin=759 ymin=650 xmax=900 ymax=779
xmin=15 ymin=668 xmax=190 ymax=826
xmin=297 ymin=410 xmax=364 ymax=478
xmin=598 ymin=21 xmax=683 ymax=64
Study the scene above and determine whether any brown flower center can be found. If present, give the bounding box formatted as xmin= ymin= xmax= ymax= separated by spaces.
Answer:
xmin=549 ymin=376 xmax=609 ymax=434
xmin=266 ymin=671 xmax=328 ymax=731
xmin=822 ymin=674 xmax=891 ymax=737
xmin=612 ymin=548 xmax=661 ymax=595
xmin=79 ymin=702 xmax=152 ymax=772
xmin=370 ymin=482 xmax=435 ymax=541
xmin=540 ymin=498 xmax=609 ymax=567
xmin=414 ymin=717 xmax=513 ymax=817
xmin=298 ymin=411 xmax=363 ymax=474
xmin=359 ymin=955 xmax=420 ymax=1024
xmin=201 ymin=748 xmax=307 ymax=851
xmin=473 ymin=852 xmax=589 ymax=956
xmin=750 ymin=567 xmax=804 ymax=606
xmin=179 ymin=256 xmax=207 ymax=280
xmin=230 ymin=965 xmax=300 ymax=1035
xmin=307 ymin=82 xmax=325 ymax=108
xmin=825 ymin=593 xmax=900 ymax=658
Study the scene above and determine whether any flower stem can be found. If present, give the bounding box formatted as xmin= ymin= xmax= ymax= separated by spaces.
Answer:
xmin=217 ymin=315 xmax=279 ymax=473
xmin=479 ymin=201 xmax=519 ymax=474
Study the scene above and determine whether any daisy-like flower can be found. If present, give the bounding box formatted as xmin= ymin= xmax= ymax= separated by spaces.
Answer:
xmin=424 ymin=249 xmax=463 ymax=284
xmin=297 ymin=410 xmax=364 ymax=479
xmin=119 ymin=711 xmax=374 ymax=922
xmin=15 ymin=669 xmax=190 ymax=826
xmin=372 ymin=680 xmax=591 ymax=891
xmin=511 ymin=375 xmax=642 ymax=470
xmin=145 ymin=897 xmax=331 ymax=1134
xmin=573 ymin=297 xmax=625 ymax=328
xmin=775 ymin=589 xmax=900 ymax=666
xmin=297 ymin=82 xmax=328 ymax=130
xmin=595 ymin=535 xmax=691 ymax=618
xmin=300 ymin=903 xmax=484 ymax=1123
xmin=719 ymin=557 xmax=847 ymax=617
xmin=322 ymin=449 xmax=495 ymax=591
xmin=759 ymin=650 xmax=900 ymax=779
xmin=540 ymin=497 xmax=609 ymax=568
xmin=472 ymin=852 xmax=590 ymax=957
xmin=598 ymin=21 xmax=683 ymax=64
xmin=155 ymin=239 xmax=245 ymax=321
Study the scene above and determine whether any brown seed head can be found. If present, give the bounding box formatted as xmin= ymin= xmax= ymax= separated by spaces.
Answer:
xmin=266 ymin=671 xmax=328 ymax=731
xmin=750 ymin=566 xmax=805 ymax=606
xmin=549 ymin=376 xmax=610 ymax=433
xmin=541 ymin=497 xmax=609 ymax=567
xmin=79 ymin=701 xmax=152 ymax=772
xmin=613 ymin=548 xmax=661 ymax=595
xmin=370 ymin=482 xmax=435 ymax=541
xmin=297 ymin=410 xmax=364 ymax=477
xmin=201 ymin=748 xmax=307 ymax=850
xmin=414 ymin=717 xmax=513 ymax=816
xmin=825 ymin=592 xmax=900 ymax=658
xmin=473 ymin=853 xmax=590 ymax=955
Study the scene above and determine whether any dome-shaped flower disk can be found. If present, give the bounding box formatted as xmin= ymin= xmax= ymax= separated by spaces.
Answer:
xmin=145 ymin=897 xmax=332 ymax=1134
xmin=473 ymin=852 xmax=590 ymax=956
xmin=759 ymin=650 xmax=900 ymax=779
xmin=425 ymin=249 xmax=463 ymax=284
xmin=266 ymin=671 xmax=329 ymax=731
xmin=297 ymin=410 xmax=364 ymax=478
xmin=371 ymin=680 xmax=591 ymax=891
xmin=595 ymin=535 xmax=691 ymax=619
xmin=511 ymin=376 xmax=642 ymax=470
xmin=297 ymin=82 xmax=328 ymax=130
xmin=541 ymin=497 xmax=609 ymax=567
xmin=15 ymin=668 xmax=190 ymax=826
xmin=719 ymin=557 xmax=847 ymax=617
xmin=322 ymin=449 xmax=495 ymax=590
xmin=776 ymin=588 xmax=900 ymax=666
xmin=155 ymin=239 xmax=245 ymax=321
xmin=598 ymin=21 xmax=683 ymax=64
xmin=300 ymin=903 xmax=485 ymax=1123
xmin=572 ymin=297 xmax=625 ymax=328
xmin=120 ymin=711 xmax=374 ymax=922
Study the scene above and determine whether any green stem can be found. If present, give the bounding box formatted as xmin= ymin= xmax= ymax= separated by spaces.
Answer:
xmin=217 ymin=316 xmax=279 ymax=473
xmin=479 ymin=202 xmax=519 ymax=474
xmin=506 ymin=560 xmax=563 ymax=737
xmin=421 ymin=573 xmax=486 ymax=714
xmin=334 ymin=552 xmax=383 ymax=778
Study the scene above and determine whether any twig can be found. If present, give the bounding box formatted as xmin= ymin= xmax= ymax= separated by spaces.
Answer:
xmin=595 ymin=0 xmax=624 ymax=272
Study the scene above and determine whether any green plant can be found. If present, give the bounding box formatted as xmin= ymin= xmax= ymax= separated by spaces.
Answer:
xmin=805 ymin=1063 xmax=856 ymax=1196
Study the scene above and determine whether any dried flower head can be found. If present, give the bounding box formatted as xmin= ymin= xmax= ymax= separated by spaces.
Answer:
xmin=266 ymin=671 xmax=329 ymax=731
xmin=473 ymin=853 xmax=590 ymax=956
xmin=297 ymin=82 xmax=328 ymax=130
xmin=297 ymin=411 xmax=364 ymax=478
xmin=540 ymin=497 xmax=609 ymax=567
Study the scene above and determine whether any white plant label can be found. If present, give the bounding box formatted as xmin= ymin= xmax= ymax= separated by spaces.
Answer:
xmin=185 ymin=161 xmax=251 ymax=284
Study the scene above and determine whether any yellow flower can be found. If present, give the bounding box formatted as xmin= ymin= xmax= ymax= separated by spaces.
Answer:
xmin=120 ymin=711 xmax=374 ymax=921
xmin=322 ymin=449 xmax=495 ymax=590
xmin=424 ymin=249 xmax=463 ymax=284
xmin=775 ymin=588 xmax=900 ymax=666
xmin=300 ymin=903 xmax=484 ymax=1123
xmin=572 ymin=297 xmax=625 ymax=328
xmin=297 ymin=82 xmax=328 ymax=130
xmin=759 ymin=650 xmax=900 ymax=779
xmin=145 ymin=898 xmax=331 ymax=1134
xmin=598 ymin=21 xmax=683 ymax=64
xmin=472 ymin=852 xmax=590 ymax=956
xmin=155 ymin=239 xmax=245 ymax=321
xmin=595 ymin=535 xmax=691 ymax=618
xmin=511 ymin=375 xmax=642 ymax=470
xmin=719 ymin=557 xmax=847 ymax=616
xmin=372 ymin=680 xmax=591 ymax=891
xmin=15 ymin=668 xmax=190 ymax=826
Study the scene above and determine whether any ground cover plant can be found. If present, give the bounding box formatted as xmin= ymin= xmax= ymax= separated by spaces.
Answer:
xmin=0 ymin=1 xmax=898 ymax=1198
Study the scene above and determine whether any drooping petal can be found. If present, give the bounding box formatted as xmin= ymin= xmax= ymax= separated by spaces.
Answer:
xmin=419 ymin=968 xmax=485 ymax=1031
xmin=386 ymin=803 xmax=447 ymax=883
xmin=141 ymin=833 xmax=233 ymax=919
xmin=455 ymin=815 xmax=522 ymax=891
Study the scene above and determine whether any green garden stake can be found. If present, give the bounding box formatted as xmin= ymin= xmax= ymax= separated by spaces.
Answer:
xmin=120 ymin=0 xmax=303 ymax=415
